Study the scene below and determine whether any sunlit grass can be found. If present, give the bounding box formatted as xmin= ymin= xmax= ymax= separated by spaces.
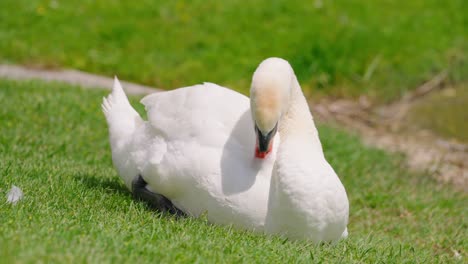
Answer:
xmin=0 ymin=0 xmax=466 ymax=101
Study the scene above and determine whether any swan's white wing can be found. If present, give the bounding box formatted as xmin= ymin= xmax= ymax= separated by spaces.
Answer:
xmin=138 ymin=83 xmax=259 ymax=208
xmin=141 ymin=83 xmax=252 ymax=147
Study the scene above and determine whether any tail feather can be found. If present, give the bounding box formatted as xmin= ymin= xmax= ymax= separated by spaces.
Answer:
xmin=102 ymin=77 xmax=136 ymax=116
xmin=102 ymin=77 xmax=143 ymax=149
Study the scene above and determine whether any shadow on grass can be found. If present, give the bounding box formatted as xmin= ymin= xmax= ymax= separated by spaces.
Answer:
xmin=72 ymin=173 xmax=186 ymax=218
xmin=72 ymin=173 xmax=130 ymax=197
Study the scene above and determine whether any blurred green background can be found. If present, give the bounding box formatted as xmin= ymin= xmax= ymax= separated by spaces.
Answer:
xmin=0 ymin=0 xmax=466 ymax=101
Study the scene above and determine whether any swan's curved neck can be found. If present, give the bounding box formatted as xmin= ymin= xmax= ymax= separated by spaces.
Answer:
xmin=267 ymin=75 xmax=325 ymax=218
xmin=278 ymin=76 xmax=319 ymax=143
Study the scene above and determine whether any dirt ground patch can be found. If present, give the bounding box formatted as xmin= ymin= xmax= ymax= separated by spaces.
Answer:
xmin=313 ymin=72 xmax=467 ymax=191
xmin=0 ymin=64 xmax=158 ymax=95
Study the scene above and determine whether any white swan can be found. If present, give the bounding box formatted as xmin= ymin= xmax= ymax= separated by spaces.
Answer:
xmin=102 ymin=58 xmax=349 ymax=243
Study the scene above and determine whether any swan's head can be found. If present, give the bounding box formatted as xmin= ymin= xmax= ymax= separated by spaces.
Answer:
xmin=250 ymin=57 xmax=293 ymax=158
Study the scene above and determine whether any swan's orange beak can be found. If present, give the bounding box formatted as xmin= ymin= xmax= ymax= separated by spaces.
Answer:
xmin=255 ymin=123 xmax=277 ymax=159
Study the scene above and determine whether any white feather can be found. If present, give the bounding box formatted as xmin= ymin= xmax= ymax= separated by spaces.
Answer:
xmin=7 ymin=185 xmax=23 ymax=205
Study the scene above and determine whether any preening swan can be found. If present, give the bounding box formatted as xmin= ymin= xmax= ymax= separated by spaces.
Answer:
xmin=102 ymin=58 xmax=349 ymax=243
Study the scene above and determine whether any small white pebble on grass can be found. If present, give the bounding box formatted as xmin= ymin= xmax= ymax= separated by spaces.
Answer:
xmin=7 ymin=185 xmax=23 ymax=205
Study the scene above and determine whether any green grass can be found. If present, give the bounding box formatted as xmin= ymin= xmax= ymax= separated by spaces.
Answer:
xmin=0 ymin=0 xmax=466 ymax=101
xmin=408 ymin=83 xmax=468 ymax=143
xmin=1 ymin=79 xmax=466 ymax=262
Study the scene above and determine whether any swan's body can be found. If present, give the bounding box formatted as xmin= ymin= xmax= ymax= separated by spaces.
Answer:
xmin=103 ymin=81 xmax=278 ymax=229
xmin=103 ymin=58 xmax=349 ymax=243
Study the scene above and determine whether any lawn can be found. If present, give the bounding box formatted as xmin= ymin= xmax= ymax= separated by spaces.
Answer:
xmin=1 ymin=79 xmax=466 ymax=262
xmin=0 ymin=0 xmax=466 ymax=101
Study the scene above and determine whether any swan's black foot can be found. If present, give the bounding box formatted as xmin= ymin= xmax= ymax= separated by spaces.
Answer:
xmin=132 ymin=175 xmax=186 ymax=217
